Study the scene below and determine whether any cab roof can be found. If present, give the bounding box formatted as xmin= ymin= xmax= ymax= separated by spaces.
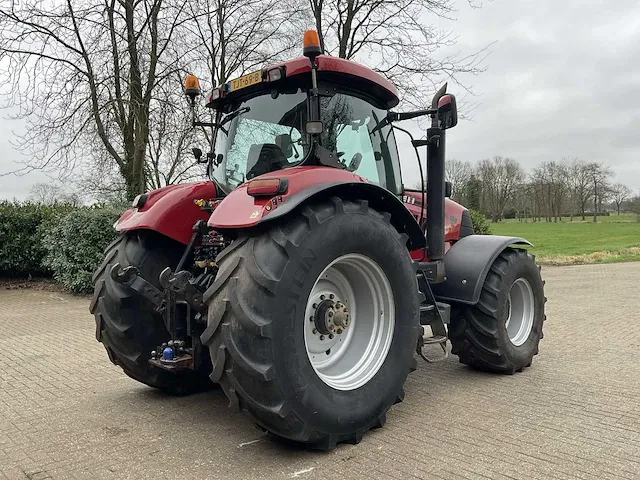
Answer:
xmin=208 ymin=55 xmax=400 ymax=110
xmin=269 ymin=55 xmax=400 ymax=108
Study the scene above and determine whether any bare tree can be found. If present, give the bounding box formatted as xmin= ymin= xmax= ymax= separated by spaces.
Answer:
xmin=528 ymin=169 xmax=546 ymax=222
xmin=186 ymin=0 xmax=299 ymax=87
xmin=568 ymin=159 xmax=594 ymax=221
xmin=0 ymin=0 xmax=298 ymax=200
xmin=477 ymin=156 xmax=524 ymax=222
xmin=143 ymin=0 xmax=300 ymax=190
xmin=28 ymin=182 xmax=81 ymax=205
xmin=0 ymin=0 xmax=197 ymax=199
xmin=611 ymin=183 xmax=632 ymax=215
xmin=445 ymin=159 xmax=472 ymax=204
xmin=308 ymin=0 xmax=490 ymax=108
xmin=531 ymin=161 xmax=569 ymax=222
xmin=630 ymin=195 xmax=640 ymax=221
xmin=585 ymin=162 xmax=612 ymax=222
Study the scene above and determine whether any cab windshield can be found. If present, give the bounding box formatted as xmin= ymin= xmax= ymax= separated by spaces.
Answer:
xmin=212 ymin=90 xmax=308 ymax=189
xmin=211 ymin=87 xmax=402 ymax=194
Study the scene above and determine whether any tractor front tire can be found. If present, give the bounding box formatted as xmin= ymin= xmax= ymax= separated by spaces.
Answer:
xmin=202 ymin=198 xmax=420 ymax=450
xmin=449 ymin=248 xmax=545 ymax=373
xmin=90 ymin=231 xmax=207 ymax=394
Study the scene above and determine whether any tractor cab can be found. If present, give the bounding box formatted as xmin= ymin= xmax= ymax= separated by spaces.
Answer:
xmin=186 ymin=33 xmax=404 ymax=196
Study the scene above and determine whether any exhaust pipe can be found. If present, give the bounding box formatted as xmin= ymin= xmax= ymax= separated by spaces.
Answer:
xmin=425 ymin=83 xmax=448 ymax=262
xmin=426 ymin=131 xmax=445 ymax=261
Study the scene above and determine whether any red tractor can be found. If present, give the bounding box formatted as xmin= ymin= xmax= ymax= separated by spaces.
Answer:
xmin=91 ymin=30 xmax=545 ymax=450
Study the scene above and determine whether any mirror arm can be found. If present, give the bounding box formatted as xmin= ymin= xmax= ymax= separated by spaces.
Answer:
xmin=194 ymin=120 xmax=216 ymax=127
xmin=388 ymin=109 xmax=436 ymax=122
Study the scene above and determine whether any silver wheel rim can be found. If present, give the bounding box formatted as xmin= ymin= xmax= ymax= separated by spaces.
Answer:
xmin=505 ymin=278 xmax=535 ymax=346
xmin=303 ymin=254 xmax=395 ymax=391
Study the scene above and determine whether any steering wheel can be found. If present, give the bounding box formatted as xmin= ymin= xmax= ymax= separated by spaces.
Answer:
xmin=347 ymin=153 xmax=362 ymax=172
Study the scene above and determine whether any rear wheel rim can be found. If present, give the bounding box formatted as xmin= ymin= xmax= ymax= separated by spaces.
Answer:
xmin=505 ymin=277 xmax=535 ymax=346
xmin=304 ymin=253 xmax=395 ymax=391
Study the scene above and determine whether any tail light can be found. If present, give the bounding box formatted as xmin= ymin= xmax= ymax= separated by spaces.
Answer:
xmin=247 ymin=178 xmax=288 ymax=197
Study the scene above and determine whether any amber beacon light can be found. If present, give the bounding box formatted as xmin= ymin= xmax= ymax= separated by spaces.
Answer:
xmin=303 ymin=29 xmax=321 ymax=58
xmin=184 ymin=73 xmax=201 ymax=103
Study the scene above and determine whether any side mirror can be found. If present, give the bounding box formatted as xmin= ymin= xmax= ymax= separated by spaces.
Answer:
xmin=306 ymin=120 xmax=323 ymax=134
xmin=348 ymin=153 xmax=362 ymax=172
xmin=192 ymin=147 xmax=203 ymax=162
xmin=437 ymin=94 xmax=458 ymax=129
xmin=445 ymin=181 xmax=452 ymax=198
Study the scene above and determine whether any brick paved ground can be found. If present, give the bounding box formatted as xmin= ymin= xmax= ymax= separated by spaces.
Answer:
xmin=1 ymin=263 xmax=639 ymax=479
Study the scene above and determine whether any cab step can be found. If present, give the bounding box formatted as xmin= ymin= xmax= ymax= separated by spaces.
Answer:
xmin=423 ymin=334 xmax=447 ymax=345
xmin=417 ymin=326 xmax=449 ymax=363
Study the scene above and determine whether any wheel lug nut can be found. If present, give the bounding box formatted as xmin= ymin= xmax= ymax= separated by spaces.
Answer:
xmin=330 ymin=294 xmax=334 ymax=299
xmin=337 ymin=329 xmax=342 ymax=334
xmin=329 ymin=324 xmax=334 ymax=330
xmin=329 ymin=334 xmax=334 ymax=339
xmin=328 ymin=311 xmax=334 ymax=317
xmin=320 ymin=335 xmax=325 ymax=341
xmin=312 ymin=329 xmax=318 ymax=334
xmin=313 ymin=303 xmax=317 ymax=309
xmin=310 ymin=317 xmax=314 ymax=322
xmin=320 ymin=295 xmax=325 ymax=300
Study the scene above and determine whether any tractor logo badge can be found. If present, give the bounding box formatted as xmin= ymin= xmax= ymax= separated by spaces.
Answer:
xmin=250 ymin=210 xmax=261 ymax=219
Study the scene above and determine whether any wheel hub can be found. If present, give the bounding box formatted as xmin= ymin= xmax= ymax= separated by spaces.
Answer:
xmin=311 ymin=297 xmax=350 ymax=336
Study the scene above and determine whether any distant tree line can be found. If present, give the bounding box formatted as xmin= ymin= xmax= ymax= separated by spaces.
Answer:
xmin=443 ymin=157 xmax=638 ymax=222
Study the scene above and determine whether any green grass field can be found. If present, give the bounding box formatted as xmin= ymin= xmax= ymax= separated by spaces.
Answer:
xmin=490 ymin=214 xmax=640 ymax=265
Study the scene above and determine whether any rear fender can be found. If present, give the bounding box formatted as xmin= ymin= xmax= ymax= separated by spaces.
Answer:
xmin=208 ymin=166 xmax=426 ymax=250
xmin=116 ymin=181 xmax=217 ymax=245
xmin=430 ymin=235 xmax=532 ymax=305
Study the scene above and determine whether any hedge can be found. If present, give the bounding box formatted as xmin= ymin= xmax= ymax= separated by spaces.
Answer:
xmin=41 ymin=208 xmax=121 ymax=294
xmin=0 ymin=202 xmax=121 ymax=293
xmin=469 ymin=209 xmax=492 ymax=235
xmin=0 ymin=201 xmax=74 ymax=277
xmin=2 ymin=202 xmax=492 ymax=294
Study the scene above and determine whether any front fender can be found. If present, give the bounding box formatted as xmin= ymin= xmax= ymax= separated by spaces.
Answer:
xmin=116 ymin=181 xmax=217 ymax=244
xmin=431 ymin=235 xmax=532 ymax=305
xmin=208 ymin=166 xmax=425 ymax=250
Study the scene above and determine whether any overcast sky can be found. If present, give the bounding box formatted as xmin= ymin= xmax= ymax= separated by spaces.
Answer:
xmin=1 ymin=0 xmax=640 ymax=199
xmin=399 ymin=0 xmax=640 ymax=190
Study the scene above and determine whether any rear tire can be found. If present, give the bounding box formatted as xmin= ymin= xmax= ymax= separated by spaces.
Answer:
xmin=202 ymin=198 xmax=420 ymax=449
xmin=449 ymin=248 xmax=545 ymax=373
xmin=90 ymin=231 xmax=208 ymax=394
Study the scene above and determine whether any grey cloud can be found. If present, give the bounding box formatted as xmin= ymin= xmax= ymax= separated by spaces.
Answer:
xmin=411 ymin=0 xmax=640 ymax=191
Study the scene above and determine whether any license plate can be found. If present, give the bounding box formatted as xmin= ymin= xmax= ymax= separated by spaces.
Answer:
xmin=229 ymin=71 xmax=262 ymax=91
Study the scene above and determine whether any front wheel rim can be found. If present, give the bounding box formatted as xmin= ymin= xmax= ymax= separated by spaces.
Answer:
xmin=505 ymin=277 xmax=535 ymax=346
xmin=303 ymin=254 xmax=395 ymax=391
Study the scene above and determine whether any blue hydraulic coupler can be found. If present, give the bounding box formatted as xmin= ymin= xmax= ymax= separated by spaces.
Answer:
xmin=162 ymin=346 xmax=175 ymax=361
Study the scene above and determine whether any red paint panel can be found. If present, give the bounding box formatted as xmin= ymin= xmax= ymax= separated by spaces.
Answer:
xmin=402 ymin=191 xmax=467 ymax=243
xmin=208 ymin=166 xmax=365 ymax=228
xmin=116 ymin=181 xmax=217 ymax=244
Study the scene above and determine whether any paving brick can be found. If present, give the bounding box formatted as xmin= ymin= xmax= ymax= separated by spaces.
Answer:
xmin=0 ymin=262 xmax=639 ymax=479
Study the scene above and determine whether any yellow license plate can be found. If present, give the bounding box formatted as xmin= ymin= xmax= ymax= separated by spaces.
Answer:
xmin=229 ymin=71 xmax=262 ymax=91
